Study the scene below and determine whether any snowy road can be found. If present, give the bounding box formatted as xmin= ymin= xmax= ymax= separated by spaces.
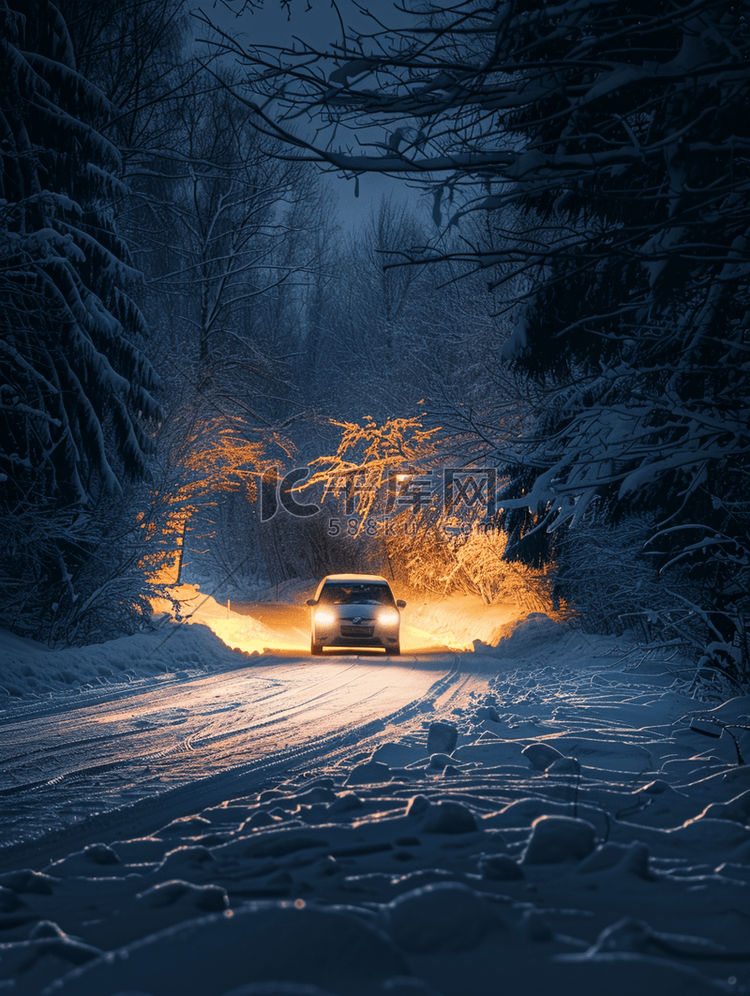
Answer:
xmin=0 ymin=651 xmax=476 ymax=862
xmin=3 ymin=611 xmax=750 ymax=995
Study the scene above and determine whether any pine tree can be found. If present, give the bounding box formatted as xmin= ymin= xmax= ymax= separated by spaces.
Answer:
xmin=0 ymin=0 xmax=159 ymax=638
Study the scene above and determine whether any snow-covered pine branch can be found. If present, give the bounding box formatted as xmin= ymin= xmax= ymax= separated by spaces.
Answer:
xmin=1 ymin=0 xmax=160 ymax=642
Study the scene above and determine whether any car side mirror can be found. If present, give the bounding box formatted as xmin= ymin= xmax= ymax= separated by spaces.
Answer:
xmin=397 ymin=599 xmax=406 ymax=608
xmin=306 ymin=599 xmax=317 ymax=606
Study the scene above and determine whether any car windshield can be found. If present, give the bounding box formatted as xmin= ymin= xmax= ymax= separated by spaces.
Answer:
xmin=318 ymin=583 xmax=395 ymax=606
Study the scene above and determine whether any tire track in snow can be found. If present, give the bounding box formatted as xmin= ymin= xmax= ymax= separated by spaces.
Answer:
xmin=0 ymin=663 xmax=360 ymax=790
xmin=0 ymin=654 xmax=463 ymax=865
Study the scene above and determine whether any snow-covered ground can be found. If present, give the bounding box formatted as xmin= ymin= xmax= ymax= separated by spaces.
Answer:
xmin=1 ymin=594 xmax=749 ymax=995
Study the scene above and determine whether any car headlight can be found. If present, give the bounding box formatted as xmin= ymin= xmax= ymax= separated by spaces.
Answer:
xmin=314 ymin=609 xmax=336 ymax=627
xmin=378 ymin=608 xmax=400 ymax=625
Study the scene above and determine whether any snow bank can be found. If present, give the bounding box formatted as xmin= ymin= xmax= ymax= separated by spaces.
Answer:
xmin=0 ymin=620 xmax=252 ymax=702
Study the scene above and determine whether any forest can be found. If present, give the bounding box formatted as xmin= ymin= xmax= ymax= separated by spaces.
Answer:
xmin=1 ymin=0 xmax=748 ymax=693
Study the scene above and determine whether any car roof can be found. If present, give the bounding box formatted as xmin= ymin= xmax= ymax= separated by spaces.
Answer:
xmin=321 ymin=574 xmax=390 ymax=583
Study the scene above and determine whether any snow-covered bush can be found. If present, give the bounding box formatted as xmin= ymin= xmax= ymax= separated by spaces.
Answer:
xmin=555 ymin=513 xmax=695 ymax=636
xmin=307 ymin=416 xmax=554 ymax=610
xmin=390 ymin=522 xmax=555 ymax=613
xmin=554 ymin=509 xmax=749 ymax=692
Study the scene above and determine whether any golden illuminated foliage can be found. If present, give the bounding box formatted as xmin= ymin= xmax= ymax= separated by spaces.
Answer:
xmin=306 ymin=415 xmax=441 ymax=527
xmin=394 ymin=523 xmax=556 ymax=612
xmin=309 ymin=415 xmax=557 ymax=611
xmin=144 ymin=409 xmax=290 ymax=584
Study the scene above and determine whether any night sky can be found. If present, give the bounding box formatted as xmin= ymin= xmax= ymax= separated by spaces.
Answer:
xmin=195 ymin=0 xmax=423 ymax=231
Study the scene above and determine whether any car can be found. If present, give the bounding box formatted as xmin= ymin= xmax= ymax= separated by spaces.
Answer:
xmin=306 ymin=574 xmax=406 ymax=656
